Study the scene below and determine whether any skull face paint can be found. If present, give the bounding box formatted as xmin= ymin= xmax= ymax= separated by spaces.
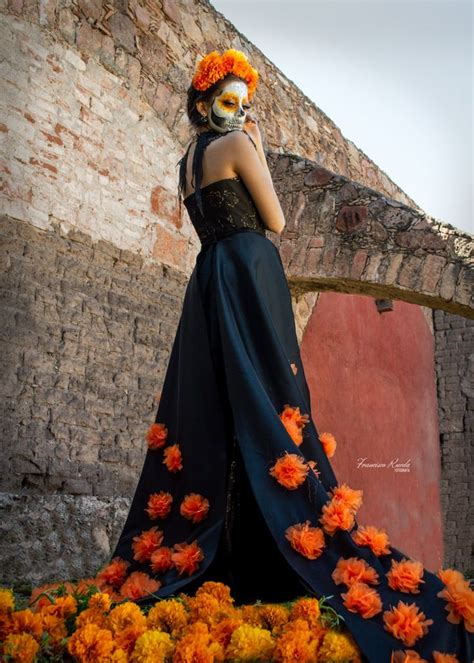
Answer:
xmin=207 ymin=79 xmax=251 ymax=133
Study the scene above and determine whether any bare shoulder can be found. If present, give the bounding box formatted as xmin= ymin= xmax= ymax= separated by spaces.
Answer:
xmin=222 ymin=129 xmax=256 ymax=152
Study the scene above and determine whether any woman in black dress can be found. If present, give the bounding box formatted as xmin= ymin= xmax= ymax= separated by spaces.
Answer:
xmin=100 ymin=49 xmax=474 ymax=662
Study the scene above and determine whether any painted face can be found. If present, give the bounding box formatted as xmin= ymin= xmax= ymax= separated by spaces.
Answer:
xmin=207 ymin=80 xmax=251 ymax=133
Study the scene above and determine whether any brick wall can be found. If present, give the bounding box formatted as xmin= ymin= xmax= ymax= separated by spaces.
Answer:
xmin=434 ymin=310 xmax=474 ymax=573
xmin=0 ymin=214 xmax=187 ymax=583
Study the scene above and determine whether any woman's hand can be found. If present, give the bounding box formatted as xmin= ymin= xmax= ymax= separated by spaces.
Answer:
xmin=243 ymin=112 xmax=263 ymax=146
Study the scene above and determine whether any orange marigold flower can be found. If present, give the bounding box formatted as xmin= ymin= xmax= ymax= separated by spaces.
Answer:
xmin=146 ymin=491 xmax=173 ymax=520
xmin=180 ymin=493 xmax=210 ymax=523
xmin=436 ymin=581 xmax=474 ymax=632
xmin=383 ymin=601 xmax=433 ymax=647
xmin=307 ymin=459 xmax=321 ymax=478
xmin=352 ymin=524 xmax=391 ymax=556
xmin=40 ymin=594 xmax=77 ymax=619
xmin=331 ymin=556 xmax=380 ymax=587
xmin=289 ymin=597 xmax=321 ymax=627
xmin=146 ymin=422 xmax=168 ymax=450
xmin=386 ymin=558 xmax=425 ymax=594
xmin=3 ymin=632 xmax=40 ymax=663
xmin=119 ymin=571 xmax=161 ymax=600
xmin=437 ymin=567 xmax=471 ymax=591
xmin=194 ymin=580 xmax=235 ymax=607
xmin=150 ymin=546 xmax=174 ymax=574
xmin=319 ymin=432 xmax=337 ymax=457
xmin=171 ymin=540 xmax=204 ymax=576
xmin=341 ymin=581 xmax=383 ymax=619
xmin=163 ymin=443 xmax=183 ymax=472
xmin=132 ymin=526 xmax=164 ymax=562
xmin=192 ymin=49 xmax=259 ymax=99
xmin=330 ymin=483 xmax=363 ymax=512
xmin=95 ymin=557 xmax=130 ymax=588
xmin=390 ymin=650 xmax=428 ymax=662
xmin=10 ymin=609 xmax=43 ymax=638
xmin=67 ymin=622 xmax=115 ymax=661
xmin=319 ymin=497 xmax=356 ymax=536
xmin=269 ymin=452 xmax=309 ymax=490
xmin=279 ymin=404 xmax=310 ymax=446
xmin=285 ymin=520 xmax=326 ymax=560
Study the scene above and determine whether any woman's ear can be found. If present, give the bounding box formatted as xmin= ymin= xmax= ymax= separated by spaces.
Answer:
xmin=195 ymin=99 xmax=208 ymax=118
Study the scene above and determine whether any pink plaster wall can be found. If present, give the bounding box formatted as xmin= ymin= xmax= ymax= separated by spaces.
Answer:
xmin=301 ymin=292 xmax=444 ymax=571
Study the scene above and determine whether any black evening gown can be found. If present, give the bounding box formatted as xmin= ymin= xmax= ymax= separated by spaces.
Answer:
xmin=108 ymin=130 xmax=473 ymax=663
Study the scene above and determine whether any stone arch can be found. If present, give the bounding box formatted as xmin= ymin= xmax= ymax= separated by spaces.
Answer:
xmin=268 ymin=154 xmax=473 ymax=320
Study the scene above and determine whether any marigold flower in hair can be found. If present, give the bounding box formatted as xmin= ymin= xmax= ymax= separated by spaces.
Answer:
xmin=192 ymin=48 xmax=259 ymax=99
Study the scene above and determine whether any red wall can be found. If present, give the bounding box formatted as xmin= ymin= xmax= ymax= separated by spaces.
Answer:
xmin=301 ymin=292 xmax=444 ymax=571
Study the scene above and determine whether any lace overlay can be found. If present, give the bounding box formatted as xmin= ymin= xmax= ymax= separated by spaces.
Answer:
xmin=184 ymin=177 xmax=267 ymax=247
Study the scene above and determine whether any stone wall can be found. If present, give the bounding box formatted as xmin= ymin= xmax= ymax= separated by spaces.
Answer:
xmin=434 ymin=310 xmax=474 ymax=573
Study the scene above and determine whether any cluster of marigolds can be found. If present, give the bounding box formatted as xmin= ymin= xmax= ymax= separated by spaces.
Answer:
xmin=1 ymin=403 xmax=472 ymax=661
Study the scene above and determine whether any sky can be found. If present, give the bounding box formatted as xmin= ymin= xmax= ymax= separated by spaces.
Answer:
xmin=210 ymin=0 xmax=473 ymax=235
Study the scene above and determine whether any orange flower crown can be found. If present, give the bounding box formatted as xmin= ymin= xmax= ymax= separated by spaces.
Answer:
xmin=191 ymin=48 xmax=259 ymax=99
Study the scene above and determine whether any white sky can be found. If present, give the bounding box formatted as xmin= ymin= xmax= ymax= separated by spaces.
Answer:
xmin=210 ymin=0 xmax=473 ymax=234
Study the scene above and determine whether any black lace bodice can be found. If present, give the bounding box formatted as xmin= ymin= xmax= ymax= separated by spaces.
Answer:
xmin=183 ymin=176 xmax=267 ymax=247
xmin=178 ymin=130 xmax=268 ymax=247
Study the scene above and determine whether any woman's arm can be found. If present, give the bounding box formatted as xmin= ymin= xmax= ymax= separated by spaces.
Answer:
xmin=227 ymin=126 xmax=286 ymax=235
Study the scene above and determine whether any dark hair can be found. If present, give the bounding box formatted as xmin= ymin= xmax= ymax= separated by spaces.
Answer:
xmin=186 ymin=73 xmax=245 ymax=130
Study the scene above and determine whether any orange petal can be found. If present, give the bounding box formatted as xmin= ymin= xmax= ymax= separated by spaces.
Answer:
xmin=319 ymin=497 xmax=356 ymax=536
xmin=383 ymin=601 xmax=433 ymax=647
xmin=332 ymin=556 xmax=380 ymax=587
xmin=269 ymin=452 xmax=309 ymax=490
xmin=146 ymin=422 xmax=168 ymax=450
xmin=386 ymin=558 xmax=425 ymax=594
xmin=319 ymin=432 xmax=337 ymax=457
xmin=341 ymin=581 xmax=383 ymax=619
xmin=352 ymin=524 xmax=391 ymax=556
xmin=180 ymin=493 xmax=210 ymax=523
xmin=146 ymin=491 xmax=173 ymax=519
xmin=163 ymin=444 xmax=183 ymax=472
xmin=285 ymin=520 xmax=326 ymax=560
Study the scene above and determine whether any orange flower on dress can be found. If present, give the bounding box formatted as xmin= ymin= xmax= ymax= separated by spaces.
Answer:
xmin=319 ymin=432 xmax=337 ymax=457
xmin=269 ymin=452 xmax=309 ymax=490
xmin=330 ymin=483 xmax=363 ymax=512
xmin=390 ymin=650 xmax=428 ymax=662
xmin=95 ymin=557 xmax=130 ymax=588
xmin=146 ymin=422 xmax=168 ymax=450
xmin=146 ymin=491 xmax=173 ymax=519
xmin=119 ymin=571 xmax=161 ymax=600
xmin=386 ymin=558 xmax=425 ymax=594
xmin=307 ymin=459 xmax=321 ymax=478
xmin=319 ymin=498 xmax=356 ymax=536
xmin=341 ymin=581 xmax=383 ymax=618
xmin=171 ymin=540 xmax=204 ymax=576
xmin=331 ymin=556 xmax=380 ymax=587
xmin=285 ymin=520 xmax=326 ymax=560
xmin=383 ymin=601 xmax=433 ymax=647
xmin=180 ymin=493 xmax=210 ymax=523
xmin=437 ymin=567 xmax=471 ymax=591
xmin=432 ymin=653 xmax=460 ymax=662
xmin=352 ymin=524 xmax=391 ymax=556
xmin=132 ymin=526 xmax=164 ymax=562
xmin=279 ymin=404 xmax=310 ymax=446
xmin=436 ymin=579 xmax=474 ymax=632
xmin=163 ymin=444 xmax=183 ymax=472
xmin=150 ymin=546 xmax=174 ymax=574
